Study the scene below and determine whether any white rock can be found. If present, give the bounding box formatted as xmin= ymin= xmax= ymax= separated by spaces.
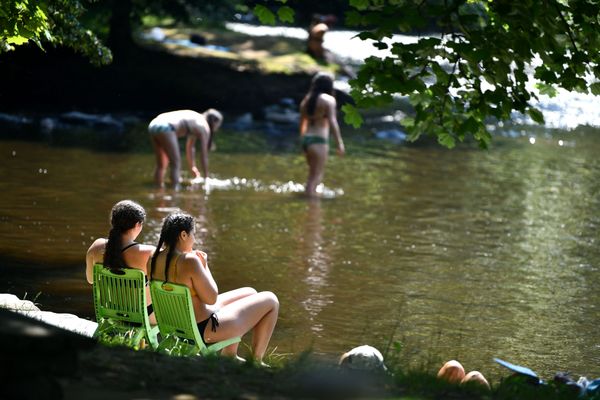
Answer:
xmin=0 ymin=293 xmax=97 ymax=337
xmin=339 ymin=345 xmax=387 ymax=371
xmin=0 ymin=293 xmax=40 ymax=311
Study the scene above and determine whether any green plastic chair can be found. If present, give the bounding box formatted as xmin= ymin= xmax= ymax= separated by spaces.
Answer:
xmin=92 ymin=263 xmax=159 ymax=350
xmin=150 ymin=280 xmax=241 ymax=356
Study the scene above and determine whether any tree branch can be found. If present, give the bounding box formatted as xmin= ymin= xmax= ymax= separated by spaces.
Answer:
xmin=551 ymin=0 xmax=579 ymax=53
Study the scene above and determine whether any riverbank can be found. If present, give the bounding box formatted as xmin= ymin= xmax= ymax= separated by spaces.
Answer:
xmin=0 ymin=23 xmax=337 ymax=116
xmin=2 ymin=293 xmax=597 ymax=400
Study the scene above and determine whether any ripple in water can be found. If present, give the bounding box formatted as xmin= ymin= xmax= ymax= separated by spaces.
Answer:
xmin=187 ymin=176 xmax=344 ymax=198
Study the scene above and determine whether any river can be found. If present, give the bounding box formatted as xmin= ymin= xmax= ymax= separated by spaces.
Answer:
xmin=1 ymin=121 xmax=599 ymax=381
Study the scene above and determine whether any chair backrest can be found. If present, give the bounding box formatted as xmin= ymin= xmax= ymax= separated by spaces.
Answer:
xmin=149 ymin=280 xmax=203 ymax=347
xmin=93 ymin=263 xmax=149 ymax=327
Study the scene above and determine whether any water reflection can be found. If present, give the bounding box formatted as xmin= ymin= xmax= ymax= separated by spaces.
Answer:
xmin=298 ymin=198 xmax=333 ymax=334
xmin=147 ymin=188 xmax=213 ymax=249
xmin=1 ymin=132 xmax=600 ymax=378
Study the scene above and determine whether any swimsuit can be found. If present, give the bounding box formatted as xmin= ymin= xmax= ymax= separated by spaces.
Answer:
xmin=148 ymin=116 xmax=176 ymax=136
xmin=302 ymin=135 xmax=328 ymax=152
xmin=120 ymin=242 xmax=153 ymax=316
xmin=168 ymin=253 xmax=218 ymax=345
xmin=196 ymin=313 xmax=219 ymax=345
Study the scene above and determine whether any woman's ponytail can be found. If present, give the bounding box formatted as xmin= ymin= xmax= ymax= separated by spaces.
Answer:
xmin=103 ymin=227 xmax=124 ymax=269
xmin=150 ymin=235 xmax=165 ymax=280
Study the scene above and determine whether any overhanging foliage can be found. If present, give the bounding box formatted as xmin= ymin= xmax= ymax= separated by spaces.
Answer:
xmin=256 ymin=0 xmax=600 ymax=148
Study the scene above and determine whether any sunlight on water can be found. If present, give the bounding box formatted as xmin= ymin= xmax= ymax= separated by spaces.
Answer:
xmin=188 ymin=176 xmax=344 ymax=198
xmin=1 ymin=129 xmax=600 ymax=379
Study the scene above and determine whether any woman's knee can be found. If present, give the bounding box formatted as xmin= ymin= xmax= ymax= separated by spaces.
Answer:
xmin=462 ymin=371 xmax=490 ymax=389
xmin=240 ymin=287 xmax=258 ymax=296
xmin=438 ymin=360 xmax=465 ymax=383
xmin=259 ymin=291 xmax=279 ymax=311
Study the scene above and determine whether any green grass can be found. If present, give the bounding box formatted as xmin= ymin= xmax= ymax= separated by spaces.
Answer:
xmin=68 ymin=337 xmax=598 ymax=399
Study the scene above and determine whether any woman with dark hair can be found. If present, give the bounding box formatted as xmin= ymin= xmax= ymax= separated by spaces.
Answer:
xmin=149 ymin=108 xmax=223 ymax=189
xmin=149 ymin=213 xmax=279 ymax=365
xmin=86 ymin=200 xmax=156 ymax=322
xmin=299 ymin=72 xmax=345 ymax=197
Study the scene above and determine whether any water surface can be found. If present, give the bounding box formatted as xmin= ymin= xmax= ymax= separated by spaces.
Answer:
xmin=1 ymin=128 xmax=599 ymax=381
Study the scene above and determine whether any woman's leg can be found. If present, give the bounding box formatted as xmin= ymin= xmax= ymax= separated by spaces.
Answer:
xmin=204 ymin=291 xmax=279 ymax=363
xmin=151 ymin=131 xmax=181 ymax=188
xmin=212 ymin=287 xmax=258 ymax=358
xmin=216 ymin=287 xmax=258 ymax=307
xmin=150 ymin=134 xmax=169 ymax=187
xmin=437 ymin=360 xmax=466 ymax=383
xmin=461 ymin=371 xmax=490 ymax=389
xmin=305 ymin=144 xmax=328 ymax=197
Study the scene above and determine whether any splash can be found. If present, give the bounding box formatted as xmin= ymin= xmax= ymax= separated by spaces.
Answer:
xmin=188 ymin=177 xmax=344 ymax=198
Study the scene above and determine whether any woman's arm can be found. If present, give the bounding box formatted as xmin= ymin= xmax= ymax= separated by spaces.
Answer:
xmin=299 ymin=114 xmax=308 ymax=136
xmin=185 ymin=135 xmax=202 ymax=179
xmin=327 ymin=97 xmax=345 ymax=156
xmin=85 ymin=239 xmax=106 ymax=284
xmin=187 ymin=253 xmax=218 ymax=305
xmin=299 ymin=97 xmax=309 ymax=136
xmin=198 ymin=131 xmax=209 ymax=179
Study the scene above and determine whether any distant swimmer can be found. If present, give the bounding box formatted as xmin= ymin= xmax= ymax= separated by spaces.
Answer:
xmin=148 ymin=109 xmax=223 ymax=189
xmin=306 ymin=14 xmax=356 ymax=78
xmin=306 ymin=14 xmax=336 ymax=61
xmin=299 ymin=72 xmax=345 ymax=197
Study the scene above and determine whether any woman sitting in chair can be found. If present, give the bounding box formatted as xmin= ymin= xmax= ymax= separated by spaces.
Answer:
xmin=149 ymin=212 xmax=279 ymax=365
xmin=86 ymin=200 xmax=157 ymax=323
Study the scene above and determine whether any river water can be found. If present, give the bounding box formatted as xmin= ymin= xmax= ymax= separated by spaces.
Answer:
xmin=1 ymin=122 xmax=599 ymax=381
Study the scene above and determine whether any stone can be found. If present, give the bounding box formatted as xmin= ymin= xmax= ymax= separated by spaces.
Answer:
xmin=339 ymin=345 xmax=387 ymax=372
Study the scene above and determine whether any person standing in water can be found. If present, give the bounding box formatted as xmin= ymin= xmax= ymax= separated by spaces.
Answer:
xmin=299 ymin=72 xmax=345 ymax=197
xmin=148 ymin=109 xmax=223 ymax=189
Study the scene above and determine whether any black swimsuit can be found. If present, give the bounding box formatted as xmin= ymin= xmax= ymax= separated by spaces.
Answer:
xmin=121 ymin=242 xmax=153 ymax=316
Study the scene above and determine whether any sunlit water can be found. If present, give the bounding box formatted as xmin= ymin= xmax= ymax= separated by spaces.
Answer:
xmin=1 ymin=124 xmax=599 ymax=381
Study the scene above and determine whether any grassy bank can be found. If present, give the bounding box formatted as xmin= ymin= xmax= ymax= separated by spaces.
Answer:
xmin=54 ymin=342 xmax=596 ymax=400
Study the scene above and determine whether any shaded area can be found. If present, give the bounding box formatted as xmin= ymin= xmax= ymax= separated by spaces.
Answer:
xmin=0 ymin=308 xmax=94 ymax=400
xmin=0 ymin=41 xmax=313 ymax=115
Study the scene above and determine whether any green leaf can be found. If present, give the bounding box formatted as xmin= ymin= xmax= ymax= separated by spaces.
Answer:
xmin=401 ymin=117 xmax=415 ymax=128
xmin=345 ymin=10 xmax=363 ymax=26
xmin=590 ymin=82 xmax=600 ymax=96
xmin=350 ymin=0 xmax=370 ymax=11
xmin=527 ymin=108 xmax=545 ymax=124
xmin=277 ymin=6 xmax=294 ymax=23
xmin=438 ymin=133 xmax=456 ymax=149
xmin=536 ymin=83 xmax=558 ymax=97
xmin=459 ymin=116 xmax=479 ymax=135
xmin=342 ymin=104 xmax=364 ymax=128
xmin=6 ymin=35 xmax=30 ymax=45
xmin=253 ymin=5 xmax=276 ymax=25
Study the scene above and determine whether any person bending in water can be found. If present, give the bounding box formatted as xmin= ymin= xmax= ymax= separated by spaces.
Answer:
xmin=299 ymin=72 xmax=345 ymax=197
xmin=149 ymin=213 xmax=279 ymax=365
xmin=148 ymin=109 xmax=223 ymax=189
xmin=86 ymin=200 xmax=157 ymax=323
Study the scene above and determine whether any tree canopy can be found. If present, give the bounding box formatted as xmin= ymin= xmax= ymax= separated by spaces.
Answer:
xmin=3 ymin=0 xmax=600 ymax=148
xmin=1 ymin=0 xmax=111 ymax=64
xmin=257 ymin=0 xmax=600 ymax=148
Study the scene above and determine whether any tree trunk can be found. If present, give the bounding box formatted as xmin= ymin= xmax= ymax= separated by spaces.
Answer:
xmin=107 ymin=0 xmax=134 ymax=59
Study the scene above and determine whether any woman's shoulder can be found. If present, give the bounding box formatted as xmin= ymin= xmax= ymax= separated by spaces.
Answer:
xmin=318 ymin=93 xmax=336 ymax=104
xmin=87 ymin=238 xmax=107 ymax=254
xmin=181 ymin=250 xmax=208 ymax=269
xmin=135 ymin=243 xmax=157 ymax=255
